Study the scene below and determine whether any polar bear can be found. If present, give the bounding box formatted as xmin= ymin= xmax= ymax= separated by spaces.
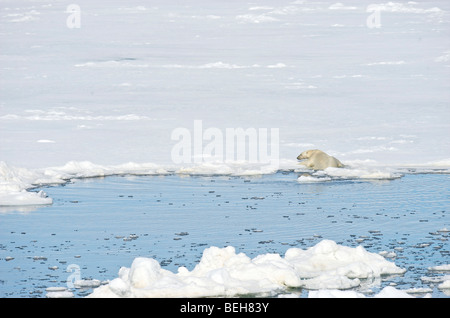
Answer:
xmin=297 ymin=149 xmax=344 ymax=170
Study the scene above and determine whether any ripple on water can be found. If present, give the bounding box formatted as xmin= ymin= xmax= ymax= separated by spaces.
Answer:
xmin=0 ymin=172 xmax=448 ymax=297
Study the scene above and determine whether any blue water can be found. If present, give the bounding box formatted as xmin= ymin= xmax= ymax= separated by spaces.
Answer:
xmin=0 ymin=172 xmax=449 ymax=297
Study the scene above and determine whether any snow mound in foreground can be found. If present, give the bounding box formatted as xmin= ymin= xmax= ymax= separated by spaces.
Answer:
xmin=88 ymin=240 xmax=405 ymax=298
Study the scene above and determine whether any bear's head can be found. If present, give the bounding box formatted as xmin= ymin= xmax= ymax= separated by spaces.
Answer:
xmin=297 ymin=149 xmax=319 ymax=160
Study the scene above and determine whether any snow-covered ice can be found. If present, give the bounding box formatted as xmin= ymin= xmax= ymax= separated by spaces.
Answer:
xmin=1 ymin=0 xmax=449 ymax=170
xmin=88 ymin=240 xmax=405 ymax=298
xmin=0 ymin=1 xmax=450 ymax=205
xmin=1 ymin=0 xmax=449 ymax=206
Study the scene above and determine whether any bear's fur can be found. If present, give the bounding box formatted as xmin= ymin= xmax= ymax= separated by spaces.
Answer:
xmin=297 ymin=149 xmax=344 ymax=170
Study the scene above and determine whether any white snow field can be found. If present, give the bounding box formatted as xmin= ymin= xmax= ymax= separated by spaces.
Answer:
xmin=0 ymin=0 xmax=448 ymax=203
xmin=0 ymin=0 xmax=449 ymax=298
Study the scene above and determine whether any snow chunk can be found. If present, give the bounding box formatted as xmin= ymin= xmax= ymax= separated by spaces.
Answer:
xmin=88 ymin=240 xmax=405 ymax=298
xmin=323 ymin=167 xmax=401 ymax=180
xmin=45 ymin=287 xmax=74 ymax=298
xmin=374 ymin=286 xmax=414 ymax=298
xmin=297 ymin=175 xmax=331 ymax=183
xmin=0 ymin=162 xmax=52 ymax=206
xmin=284 ymin=240 xmax=405 ymax=290
xmin=429 ymin=264 xmax=450 ymax=272
xmin=438 ymin=278 xmax=450 ymax=289
xmin=0 ymin=190 xmax=52 ymax=206
xmin=74 ymin=279 xmax=102 ymax=288
xmin=296 ymin=166 xmax=401 ymax=182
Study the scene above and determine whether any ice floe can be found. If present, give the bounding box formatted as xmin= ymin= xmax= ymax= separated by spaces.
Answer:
xmin=87 ymin=240 xmax=405 ymax=298
xmin=297 ymin=166 xmax=401 ymax=183
xmin=45 ymin=287 xmax=74 ymax=298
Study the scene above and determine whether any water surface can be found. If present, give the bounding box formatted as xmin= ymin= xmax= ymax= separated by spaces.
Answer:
xmin=0 ymin=172 xmax=449 ymax=297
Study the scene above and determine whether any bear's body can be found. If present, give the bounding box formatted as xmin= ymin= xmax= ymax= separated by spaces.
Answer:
xmin=297 ymin=149 xmax=344 ymax=170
